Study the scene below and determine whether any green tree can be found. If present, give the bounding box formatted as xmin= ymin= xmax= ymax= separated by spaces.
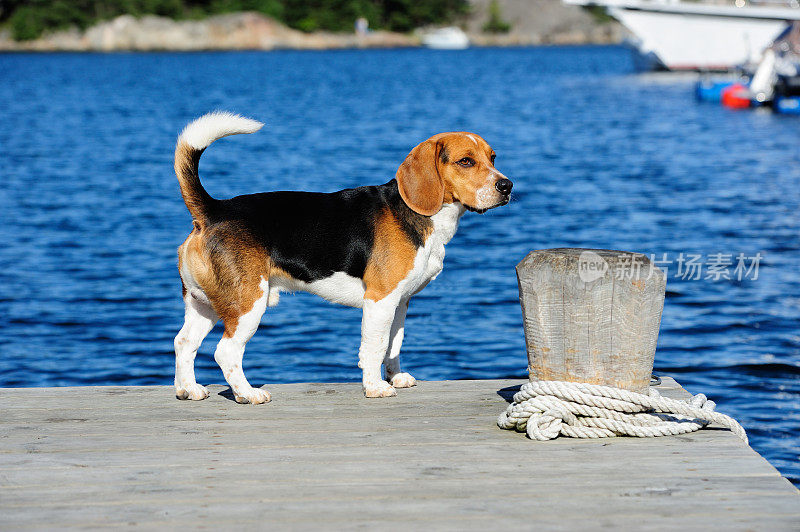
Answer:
xmin=206 ymin=0 xmax=284 ymax=20
xmin=483 ymin=0 xmax=510 ymax=34
xmin=582 ymin=5 xmax=613 ymax=24
xmin=282 ymin=0 xmax=380 ymax=33
xmin=380 ymin=0 xmax=468 ymax=32
xmin=8 ymin=0 xmax=93 ymax=40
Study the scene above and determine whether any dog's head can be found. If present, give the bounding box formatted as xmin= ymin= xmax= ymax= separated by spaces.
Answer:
xmin=396 ymin=132 xmax=512 ymax=216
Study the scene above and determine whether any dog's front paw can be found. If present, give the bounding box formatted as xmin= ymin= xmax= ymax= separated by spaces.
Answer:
xmin=364 ymin=381 xmax=397 ymax=398
xmin=390 ymin=372 xmax=417 ymax=389
xmin=176 ymin=383 xmax=210 ymax=401
xmin=234 ymin=387 xmax=271 ymax=405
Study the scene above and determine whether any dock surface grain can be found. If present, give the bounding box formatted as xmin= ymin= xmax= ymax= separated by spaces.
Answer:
xmin=1 ymin=378 xmax=798 ymax=529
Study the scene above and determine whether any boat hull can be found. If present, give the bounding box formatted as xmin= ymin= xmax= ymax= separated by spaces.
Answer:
xmin=565 ymin=0 xmax=800 ymax=71
xmin=612 ymin=7 xmax=787 ymax=70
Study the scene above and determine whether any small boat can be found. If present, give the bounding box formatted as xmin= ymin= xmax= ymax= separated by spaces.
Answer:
xmin=421 ymin=27 xmax=469 ymax=50
xmin=694 ymin=23 xmax=800 ymax=113
xmin=695 ymin=79 xmax=739 ymax=102
xmin=762 ymin=24 xmax=800 ymax=113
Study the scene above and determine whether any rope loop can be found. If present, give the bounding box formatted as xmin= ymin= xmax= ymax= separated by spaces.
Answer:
xmin=498 ymin=380 xmax=747 ymax=444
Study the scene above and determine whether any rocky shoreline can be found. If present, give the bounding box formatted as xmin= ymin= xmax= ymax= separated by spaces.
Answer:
xmin=0 ymin=5 xmax=622 ymax=52
xmin=0 ymin=13 xmax=415 ymax=52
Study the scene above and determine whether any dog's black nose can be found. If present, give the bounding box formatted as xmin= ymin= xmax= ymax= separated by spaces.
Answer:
xmin=495 ymin=178 xmax=513 ymax=195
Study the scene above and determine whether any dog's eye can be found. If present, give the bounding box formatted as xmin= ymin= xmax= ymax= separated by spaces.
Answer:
xmin=456 ymin=157 xmax=475 ymax=168
xmin=490 ymin=154 xmax=496 ymax=164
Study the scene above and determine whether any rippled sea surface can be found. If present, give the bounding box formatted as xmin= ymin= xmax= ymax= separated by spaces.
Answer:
xmin=1 ymin=46 xmax=798 ymax=483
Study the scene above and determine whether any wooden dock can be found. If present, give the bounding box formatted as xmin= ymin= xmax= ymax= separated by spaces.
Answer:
xmin=1 ymin=377 xmax=798 ymax=529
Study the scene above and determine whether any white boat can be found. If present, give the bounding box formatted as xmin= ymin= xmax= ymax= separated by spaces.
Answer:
xmin=421 ymin=27 xmax=470 ymax=50
xmin=564 ymin=0 xmax=800 ymax=70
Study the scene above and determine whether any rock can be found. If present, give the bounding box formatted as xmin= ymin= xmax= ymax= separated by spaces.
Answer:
xmin=465 ymin=0 xmax=623 ymax=45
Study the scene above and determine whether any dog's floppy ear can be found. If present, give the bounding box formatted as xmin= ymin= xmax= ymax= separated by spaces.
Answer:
xmin=396 ymin=139 xmax=444 ymax=216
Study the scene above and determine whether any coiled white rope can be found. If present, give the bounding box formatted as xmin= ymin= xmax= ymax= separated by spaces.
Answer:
xmin=497 ymin=380 xmax=747 ymax=443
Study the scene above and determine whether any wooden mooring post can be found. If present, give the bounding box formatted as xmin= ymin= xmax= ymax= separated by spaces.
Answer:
xmin=516 ymin=248 xmax=667 ymax=393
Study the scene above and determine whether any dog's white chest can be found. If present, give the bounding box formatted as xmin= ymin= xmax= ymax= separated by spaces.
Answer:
xmin=401 ymin=203 xmax=464 ymax=297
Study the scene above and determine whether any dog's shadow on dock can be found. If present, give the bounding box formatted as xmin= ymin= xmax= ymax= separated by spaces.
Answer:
xmin=216 ymin=387 xmax=269 ymax=402
xmin=216 ymin=385 xmax=525 ymax=404
xmin=496 ymin=384 xmax=522 ymax=404
xmin=217 ymin=389 xmax=236 ymax=401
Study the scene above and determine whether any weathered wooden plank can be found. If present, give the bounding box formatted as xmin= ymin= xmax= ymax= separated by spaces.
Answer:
xmin=0 ymin=430 xmax=755 ymax=464
xmin=2 ymin=513 xmax=799 ymax=532
xmin=0 ymin=378 xmax=688 ymax=419
xmin=2 ymin=491 xmax=799 ymax=530
xmin=0 ymin=453 xmax=779 ymax=489
xmin=0 ymin=417 xmax=755 ymax=452
xmin=0 ymin=437 xmax=766 ymax=467
xmin=0 ymin=426 xmax=747 ymax=455
xmin=2 ymin=476 xmax=799 ymax=510
xmin=0 ymin=458 xmax=787 ymax=490
xmin=0 ymin=460 xmax=776 ymax=487
xmin=0 ymin=439 xmax=763 ymax=475
xmin=0 ymin=421 xmax=746 ymax=449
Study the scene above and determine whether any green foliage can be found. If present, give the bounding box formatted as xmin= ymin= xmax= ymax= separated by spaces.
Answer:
xmin=9 ymin=7 xmax=49 ymax=40
xmin=206 ymin=0 xmax=284 ymax=19
xmin=282 ymin=0 xmax=380 ymax=33
xmin=482 ymin=0 xmax=510 ymax=34
xmin=379 ymin=0 xmax=468 ymax=33
xmin=8 ymin=1 xmax=92 ymax=40
xmin=582 ymin=5 xmax=614 ymax=24
xmin=0 ymin=0 xmax=468 ymax=40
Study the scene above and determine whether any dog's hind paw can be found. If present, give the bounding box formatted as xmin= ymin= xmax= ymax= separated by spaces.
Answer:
xmin=390 ymin=373 xmax=417 ymax=389
xmin=176 ymin=383 xmax=210 ymax=401
xmin=364 ymin=381 xmax=397 ymax=398
xmin=234 ymin=387 xmax=271 ymax=405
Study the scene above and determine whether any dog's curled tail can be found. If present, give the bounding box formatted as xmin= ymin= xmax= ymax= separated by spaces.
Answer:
xmin=174 ymin=111 xmax=264 ymax=225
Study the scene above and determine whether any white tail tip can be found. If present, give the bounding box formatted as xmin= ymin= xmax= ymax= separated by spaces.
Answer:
xmin=178 ymin=111 xmax=264 ymax=150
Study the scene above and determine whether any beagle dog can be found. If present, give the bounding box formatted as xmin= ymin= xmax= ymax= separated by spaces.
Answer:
xmin=173 ymin=112 xmax=512 ymax=404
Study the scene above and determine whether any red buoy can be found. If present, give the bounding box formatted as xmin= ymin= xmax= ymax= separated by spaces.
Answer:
xmin=721 ymin=84 xmax=751 ymax=109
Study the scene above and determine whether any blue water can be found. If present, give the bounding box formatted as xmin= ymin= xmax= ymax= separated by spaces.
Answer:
xmin=1 ymin=46 xmax=798 ymax=484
